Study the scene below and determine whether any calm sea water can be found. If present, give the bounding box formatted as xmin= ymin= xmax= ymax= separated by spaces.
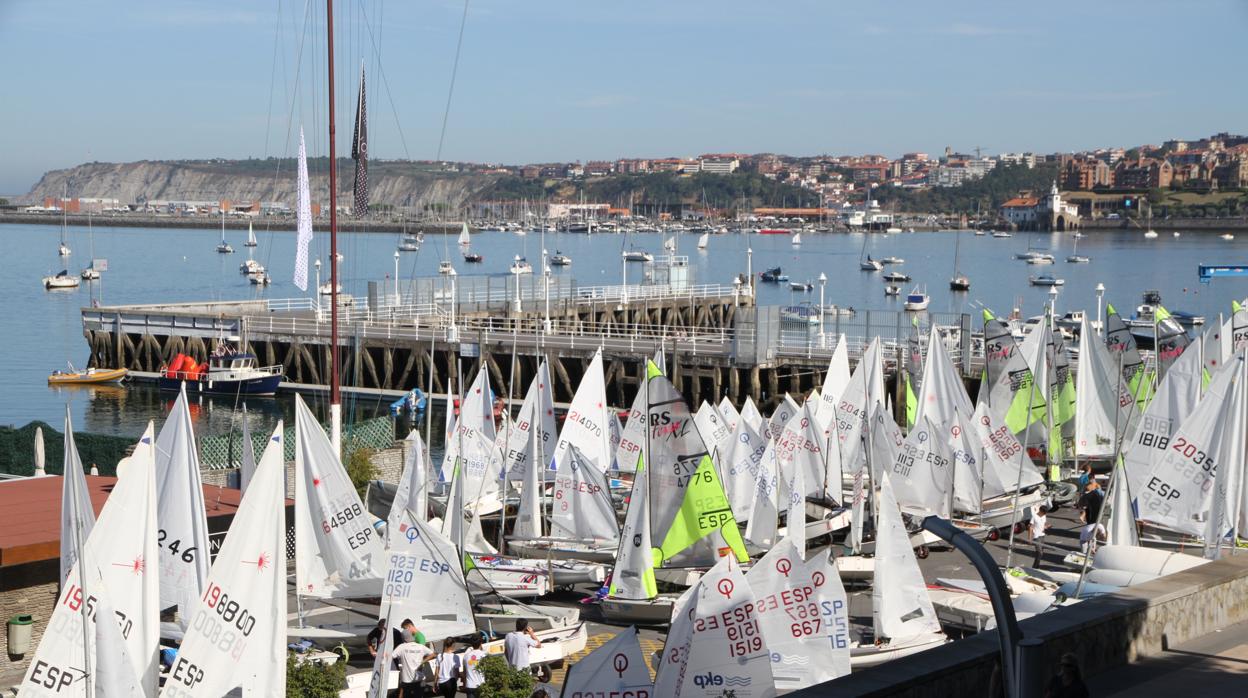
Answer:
xmin=3 ymin=220 xmax=1245 ymax=441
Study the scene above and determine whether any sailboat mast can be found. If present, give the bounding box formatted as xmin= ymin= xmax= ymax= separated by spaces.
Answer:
xmin=326 ymin=0 xmax=343 ymax=451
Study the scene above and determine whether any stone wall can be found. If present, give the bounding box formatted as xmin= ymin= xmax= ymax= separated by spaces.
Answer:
xmin=795 ymin=554 xmax=1248 ymax=697
xmin=1 ymin=561 xmax=58 ymax=680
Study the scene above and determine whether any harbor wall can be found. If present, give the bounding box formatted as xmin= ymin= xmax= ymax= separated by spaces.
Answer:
xmin=795 ymin=553 xmax=1248 ymax=697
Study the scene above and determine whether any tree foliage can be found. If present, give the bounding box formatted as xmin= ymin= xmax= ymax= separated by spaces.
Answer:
xmin=285 ymin=653 xmax=346 ymax=698
xmin=872 ymin=164 xmax=1061 ymax=214
xmin=345 ymin=447 xmax=380 ymax=499
xmin=477 ymin=655 xmax=535 ymax=698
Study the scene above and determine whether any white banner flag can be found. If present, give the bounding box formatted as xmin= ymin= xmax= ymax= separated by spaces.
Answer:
xmin=293 ymin=127 xmax=313 ymax=291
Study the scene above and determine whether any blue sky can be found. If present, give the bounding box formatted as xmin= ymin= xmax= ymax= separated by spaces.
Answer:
xmin=1 ymin=0 xmax=1245 ymax=193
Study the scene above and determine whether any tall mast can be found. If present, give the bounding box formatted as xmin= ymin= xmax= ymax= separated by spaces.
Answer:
xmin=326 ymin=0 xmax=342 ymax=452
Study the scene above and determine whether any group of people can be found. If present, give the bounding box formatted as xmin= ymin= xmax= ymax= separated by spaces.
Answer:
xmin=366 ymin=618 xmax=543 ymax=697
xmin=1028 ymin=465 xmax=1108 ymax=571
xmin=367 ymin=619 xmax=487 ymax=697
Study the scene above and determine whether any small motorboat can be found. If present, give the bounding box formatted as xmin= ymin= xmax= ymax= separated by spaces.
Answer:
xmin=903 ymin=287 xmax=930 ymax=311
xmin=974 ymin=230 xmax=987 ymax=236
xmin=790 ymin=280 xmax=814 ymax=292
xmin=949 ymin=274 xmax=971 ymax=291
xmin=549 ymin=251 xmax=572 ymax=266
xmin=397 ymin=234 xmax=421 ymax=252
xmin=463 ymin=252 xmax=484 ymax=263
xmin=438 ymin=260 xmax=455 ymax=275
xmin=992 ymin=231 xmax=1012 ymax=238
xmin=48 ymin=366 xmax=128 ymax=385
xmin=1026 ymin=254 xmax=1055 ymax=265
xmin=758 ymin=228 xmax=789 ymax=235
xmin=860 ymin=257 xmax=884 ymax=271
xmin=249 ymin=272 xmax=271 ymax=285
xmin=1029 ymin=275 xmax=1064 ymax=287
xmin=58 ymin=242 xmax=71 ymax=257
xmin=216 ymin=241 xmax=234 ymax=254
xmin=240 ymin=259 xmax=265 ymax=275
xmin=759 ymin=266 xmax=788 ymax=283
xmin=1066 ymin=254 xmax=1090 ymax=264
xmin=158 ymin=345 xmax=283 ymax=397
xmin=43 ymin=270 xmax=80 ymax=289
xmin=883 ymin=271 xmax=911 ymax=282
xmin=880 ymin=256 xmax=904 ymax=265
xmin=1144 ymin=230 xmax=1159 ymax=239
xmin=884 ymin=285 xmax=901 ymax=296
xmin=80 ymin=265 xmax=100 ymax=280
xmin=509 ymin=255 xmax=533 ymax=275
xmin=1221 ymin=233 xmax=1235 ymax=241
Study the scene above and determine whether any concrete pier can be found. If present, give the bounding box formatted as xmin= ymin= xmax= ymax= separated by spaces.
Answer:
xmin=79 ymin=271 xmax=982 ymax=411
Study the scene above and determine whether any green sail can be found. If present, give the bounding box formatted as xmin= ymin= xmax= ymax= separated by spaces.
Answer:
xmin=653 ymin=453 xmax=748 ymax=565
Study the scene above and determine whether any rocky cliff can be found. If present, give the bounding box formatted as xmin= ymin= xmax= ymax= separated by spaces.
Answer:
xmin=24 ymin=159 xmax=496 ymax=209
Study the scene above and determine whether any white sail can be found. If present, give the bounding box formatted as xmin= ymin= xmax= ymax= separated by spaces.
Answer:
xmin=724 ymin=417 xmax=770 ymax=521
xmin=743 ymin=440 xmax=780 ymax=550
xmin=164 ymin=424 xmax=287 ymax=697
xmin=1074 ymin=316 xmax=1131 ymax=458
xmin=739 ymin=396 xmax=765 ymax=434
xmin=816 ymin=334 xmax=851 ymax=420
xmin=550 ymin=349 xmax=612 ymax=473
xmin=746 ymin=539 xmax=837 ymax=690
xmin=765 ymin=394 xmax=800 ymax=443
xmin=458 ymin=222 xmax=471 ymax=246
xmin=294 ymin=395 xmax=384 ymax=597
xmin=653 ymin=586 xmax=698 ymax=698
xmin=1124 ymin=338 xmax=1205 ymax=500
xmin=873 ymin=472 xmax=942 ymax=643
xmin=1106 ymin=461 xmax=1140 ymax=547
xmin=697 ymin=232 xmax=710 ymax=250
xmin=979 ymin=313 xmax=1045 ymax=435
xmin=718 ymin=396 xmax=741 ymax=432
xmin=774 ymin=402 xmax=834 ymax=502
xmin=914 ymin=328 xmax=974 ymax=427
xmin=21 ymin=424 xmax=160 ymax=697
xmin=35 ymin=425 xmax=46 ymax=476
xmin=695 ymin=401 xmax=732 ymax=462
xmin=813 ymin=550 xmax=852 ymax=680
xmin=1137 ymin=355 xmax=1243 ymax=537
xmin=948 ymin=408 xmax=984 ymax=514
xmin=888 ymin=417 xmax=954 ymax=519
xmin=562 ymin=628 xmax=655 ymax=697
xmin=615 ymin=368 xmax=650 ymax=475
xmin=377 ymin=514 xmax=477 ymax=644
xmin=835 ymin=337 xmax=885 ymax=480
xmin=609 ymin=411 xmax=623 ymax=470
xmin=93 ymin=588 xmax=143 ymax=697
xmin=60 ymin=406 xmax=95 ymax=585
xmin=783 ymin=440 xmax=808 ymax=555
xmin=971 ymin=402 xmax=1043 ymax=499
xmin=154 ymin=385 xmax=211 ymax=627
xmin=550 ymin=444 xmax=619 ymax=543
xmin=238 ymin=405 xmax=257 ymax=494
xmin=388 ymin=431 xmax=430 ymax=533
xmin=868 ymin=403 xmax=904 ymax=484
xmin=439 ymin=367 xmax=498 ymax=484
xmin=247 ymin=222 xmax=257 ymax=246
xmin=609 ymin=456 xmax=656 ymax=600
xmin=505 ymin=362 xmax=557 ymax=481
xmin=512 ymin=414 xmax=545 ymax=540
xmin=677 ymin=556 xmax=776 ymax=697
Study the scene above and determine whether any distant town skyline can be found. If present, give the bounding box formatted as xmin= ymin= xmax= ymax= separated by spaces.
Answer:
xmin=2 ymin=0 xmax=1246 ymax=193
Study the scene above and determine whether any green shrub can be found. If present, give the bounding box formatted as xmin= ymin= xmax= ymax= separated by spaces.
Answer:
xmin=285 ymin=652 xmax=347 ymax=698
xmin=345 ymin=447 xmax=380 ymax=498
xmin=477 ymin=654 xmax=534 ymax=698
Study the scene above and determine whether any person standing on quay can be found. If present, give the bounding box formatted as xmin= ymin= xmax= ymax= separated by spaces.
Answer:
xmin=435 ymin=639 xmax=461 ymax=698
xmin=504 ymin=619 xmax=542 ymax=673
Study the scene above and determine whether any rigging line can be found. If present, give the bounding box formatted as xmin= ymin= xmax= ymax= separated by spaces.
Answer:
xmin=435 ymin=0 xmax=471 ymax=162
xmin=354 ymin=0 xmax=410 ymax=160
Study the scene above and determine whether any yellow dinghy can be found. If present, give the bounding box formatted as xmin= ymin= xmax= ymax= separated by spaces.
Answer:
xmin=48 ymin=367 xmax=128 ymax=385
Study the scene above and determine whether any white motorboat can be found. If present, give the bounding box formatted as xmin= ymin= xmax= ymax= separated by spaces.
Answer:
xmin=884 ymin=284 xmax=901 ymax=296
xmin=880 ymin=256 xmax=904 ymax=265
xmin=883 ymin=270 xmax=911 ymax=282
xmin=549 ymin=250 xmax=572 ymax=266
xmin=80 ymin=266 xmax=100 ymax=280
xmin=1144 ymin=230 xmax=1158 ymax=239
xmin=58 ymin=242 xmax=71 ymax=257
xmin=438 ymin=260 xmax=455 ymax=275
xmin=43 ymin=270 xmax=80 ymax=289
xmin=860 ymin=258 xmax=884 ymax=271
xmin=1026 ymin=253 xmax=1055 ymax=265
xmin=903 ymin=288 xmax=930 ymax=311
xmin=790 ymin=280 xmax=814 ymax=292
xmin=240 ymin=259 xmax=265 ymax=275
xmin=249 ymin=272 xmax=271 ymax=285
xmin=1029 ymin=274 xmax=1064 ymax=287
xmin=1221 ymin=233 xmax=1235 ymax=240
xmin=509 ymin=255 xmax=534 ymax=275
xmin=397 ymin=234 xmax=420 ymax=252
xmin=992 ymin=230 xmax=1012 ymax=238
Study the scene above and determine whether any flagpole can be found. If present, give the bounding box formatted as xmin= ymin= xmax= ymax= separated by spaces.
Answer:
xmin=326 ymin=0 xmax=342 ymax=454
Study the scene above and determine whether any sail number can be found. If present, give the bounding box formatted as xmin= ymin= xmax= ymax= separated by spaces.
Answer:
xmin=202 ymin=582 xmax=257 ymax=637
xmin=322 ymin=503 xmax=364 ymax=533
xmin=757 ymin=586 xmax=823 ymax=638
xmin=695 ymin=604 xmax=763 ymax=657
xmin=54 ymin=584 xmax=134 ymax=639
xmin=157 ymin=528 xmax=198 ymax=563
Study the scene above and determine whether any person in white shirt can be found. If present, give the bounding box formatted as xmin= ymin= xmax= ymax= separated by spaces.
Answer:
xmin=435 ymin=639 xmax=461 ymax=698
xmin=461 ymin=635 xmax=487 ymax=697
xmin=1029 ymin=504 xmax=1050 ymax=570
xmin=392 ymin=640 xmax=434 ymax=698
xmin=504 ymin=619 xmax=542 ymax=672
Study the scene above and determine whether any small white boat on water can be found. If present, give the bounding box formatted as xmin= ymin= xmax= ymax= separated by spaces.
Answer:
xmin=790 ymin=280 xmax=814 ymax=292
xmin=791 ymin=232 xmax=802 ymax=245
xmin=244 ymin=222 xmax=258 ymax=247
xmin=549 ymin=250 xmax=572 ymax=266
xmin=883 ymin=270 xmax=911 ymax=282
xmin=860 ymin=258 xmax=884 ymax=271
xmin=1144 ymin=229 xmax=1159 ymax=239
xmin=903 ymin=287 xmax=930 ymax=311
xmin=240 ymin=258 xmax=265 ymax=275
xmin=79 ymin=265 xmax=100 ymax=280
xmin=509 ymin=255 xmax=533 ymax=274
xmin=1029 ymin=274 xmax=1064 ymax=287
xmin=216 ymin=212 xmax=233 ymax=253
xmin=622 ymin=249 xmax=653 ymax=262
xmin=697 ymin=232 xmax=709 ymax=250
xmin=1221 ymin=233 xmax=1235 ymax=240
xmin=880 ymin=256 xmax=904 ymax=265
xmin=43 ymin=270 xmax=80 ymax=289
xmin=992 ymin=230 xmax=1012 ymax=238
xmin=1026 ymin=253 xmax=1055 ymax=265
xmin=249 ymin=272 xmax=271 ymax=285
xmin=438 ymin=260 xmax=455 ymax=275
xmin=884 ymin=284 xmax=901 ymax=296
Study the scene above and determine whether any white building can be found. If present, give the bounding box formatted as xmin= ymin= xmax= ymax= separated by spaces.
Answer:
xmin=699 ymin=157 xmax=740 ymax=174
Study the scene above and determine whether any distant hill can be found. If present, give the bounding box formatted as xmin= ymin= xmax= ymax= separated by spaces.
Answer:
xmin=23 ymin=159 xmax=813 ymax=212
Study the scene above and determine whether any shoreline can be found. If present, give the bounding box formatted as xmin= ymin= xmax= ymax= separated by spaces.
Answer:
xmin=3 ymin=211 xmax=1248 ymax=233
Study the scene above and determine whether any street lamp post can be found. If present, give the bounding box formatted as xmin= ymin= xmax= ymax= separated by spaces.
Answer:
xmin=818 ymin=272 xmax=827 ymax=348
xmin=746 ymin=247 xmax=753 ymax=297
xmin=1048 ymin=285 xmax=1059 ymax=323
xmin=393 ymin=250 xmax=400 ymax=306
xmin=1095 ymin=282 xmax=1106 ymax=336
xmin=542 ymin=248 xmax=551 ymax=334
xmin=314 ymin=258 xmax=322 ymax=322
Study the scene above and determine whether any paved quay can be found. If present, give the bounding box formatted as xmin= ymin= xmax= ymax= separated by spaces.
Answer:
xmin=1085 ymin=618 xmax=1248 ymax=697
